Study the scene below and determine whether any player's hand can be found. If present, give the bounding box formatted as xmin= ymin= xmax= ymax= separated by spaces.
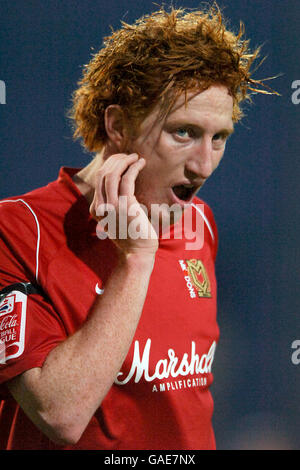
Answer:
xmin=90 ymin=153 xmax=159 ymax=256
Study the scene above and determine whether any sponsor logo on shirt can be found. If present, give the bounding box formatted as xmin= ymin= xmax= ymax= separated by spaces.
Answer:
xmin=95 ymin=282 xmax=105 ymax=295
xmin=115 ymin=338 xmax=216 ymax=393
xmin=0 ymin=296 xmax=14 ymax=314
xmin=179 ymin=259 xmax=211 ymax=298
xmin=0 ymin=291 xmax=27 ymax=364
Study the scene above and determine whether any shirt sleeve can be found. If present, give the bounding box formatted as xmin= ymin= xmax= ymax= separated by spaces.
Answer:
xmin=0 ymin=201 xmax=67 ymax=398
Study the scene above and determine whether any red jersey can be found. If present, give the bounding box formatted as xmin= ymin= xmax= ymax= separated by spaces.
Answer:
xmin=0 ymin=167 xmax=219 ymax=450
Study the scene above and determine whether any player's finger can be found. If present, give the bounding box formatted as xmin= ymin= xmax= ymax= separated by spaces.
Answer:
xmin=119 ymin=158 xmax=146 ymax=197
xmin=102 ymin=153 xmax=140 ymax=205
xmin=93 ymin=153 xmax=139 ymax=209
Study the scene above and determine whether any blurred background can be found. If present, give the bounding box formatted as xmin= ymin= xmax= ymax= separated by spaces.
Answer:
xmin=0 ymin=0 xmax=299 ymax=449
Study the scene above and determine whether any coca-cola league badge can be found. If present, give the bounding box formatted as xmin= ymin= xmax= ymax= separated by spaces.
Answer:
xmin=0 ymin=291 xmax=27 ymax=364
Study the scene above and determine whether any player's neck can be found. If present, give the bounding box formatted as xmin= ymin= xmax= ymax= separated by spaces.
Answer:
xmin=72 ymin=151 xmax=104 ymax=205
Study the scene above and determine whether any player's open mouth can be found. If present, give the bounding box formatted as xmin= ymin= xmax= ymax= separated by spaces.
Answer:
xmin=171 ymin=184 xmax=196 ymax=202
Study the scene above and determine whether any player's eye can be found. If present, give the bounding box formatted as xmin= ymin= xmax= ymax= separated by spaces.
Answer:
xmin=212 ymin=132 xmax=225 ymax=141
xmin=212 ymin=132 xmax=230 ymax=149
xmin=174 ymin=127 xmax=195 ymax=140
xmin=176 ymin=128 xmax=189 ymax=137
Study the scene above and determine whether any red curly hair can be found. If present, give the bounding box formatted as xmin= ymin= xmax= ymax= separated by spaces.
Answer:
xmin=69 ymin=5 xmax=274 ymax=152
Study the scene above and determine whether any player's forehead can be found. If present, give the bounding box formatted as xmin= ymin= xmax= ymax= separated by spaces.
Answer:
xmin=137 ymin=85 xmax=234 ymax=136
xmin=170 ymin=86 xmax=233 ymax=115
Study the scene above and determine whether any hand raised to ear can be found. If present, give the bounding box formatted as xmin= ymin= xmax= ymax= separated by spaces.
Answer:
xmin=90 ymin=153 xmax=158 ymax=256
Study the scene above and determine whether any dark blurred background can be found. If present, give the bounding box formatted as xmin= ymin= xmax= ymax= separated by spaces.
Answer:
xmin=0 ymin=0 xmax=299 ymax=449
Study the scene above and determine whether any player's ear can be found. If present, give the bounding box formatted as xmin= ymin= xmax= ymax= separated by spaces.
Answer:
xmin=104 ymin=105 xmax=129 ymax=153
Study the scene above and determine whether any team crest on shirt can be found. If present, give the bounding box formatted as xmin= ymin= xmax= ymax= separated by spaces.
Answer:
xmin=178 ymin=259 xmax=211 ymax=299
xmin=0 ymin=291 xmax=27 ymax=364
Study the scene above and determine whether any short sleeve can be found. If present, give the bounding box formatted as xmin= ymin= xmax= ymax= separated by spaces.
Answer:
xmin=0 ymin=201 xmax=67 ymax=398
xmin=0 ymin=287 xmax=67 ymax=394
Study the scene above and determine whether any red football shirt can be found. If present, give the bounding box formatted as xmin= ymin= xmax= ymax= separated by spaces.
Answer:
xmin=0 ymin=167 xmax=219 ymax=450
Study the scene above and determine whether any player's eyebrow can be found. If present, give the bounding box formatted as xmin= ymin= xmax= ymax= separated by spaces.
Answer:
xmin=214 ymin=127 xmax=235 ymax=137
xmin=164 ymin=119 xmax=235 ymax=136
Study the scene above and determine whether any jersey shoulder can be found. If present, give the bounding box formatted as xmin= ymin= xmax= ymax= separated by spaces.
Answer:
xmin=0 ymin=169 xmax=81 ymax=237
xmin=192 ymin=196 xmax=218 ymax=258
xmin=0 ymin=173 xmax=81 ymax=286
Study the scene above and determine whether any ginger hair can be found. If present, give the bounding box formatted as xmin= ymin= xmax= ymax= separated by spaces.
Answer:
xmin=69 ymin=5 xmax=274 ymax=152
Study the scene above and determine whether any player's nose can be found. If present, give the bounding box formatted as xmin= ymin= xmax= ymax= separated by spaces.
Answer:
xmin=185 ymin=139 xmax=214 ymax=180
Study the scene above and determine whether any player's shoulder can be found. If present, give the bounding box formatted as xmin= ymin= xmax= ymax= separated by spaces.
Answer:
xmin=0 ymin=186 xmax=46 ymax=222
xmin=0 ymin=184 xmax=55 ymax=239
xmin=0 ymin=175 xmax=73 ymax=227
xmin=191 ymin=195 xmax=218 ymax=251
xmin=192 ymin=195 xmax=217 ymax=226
xmin=0 ymin=195 xmax=32 ymax=225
